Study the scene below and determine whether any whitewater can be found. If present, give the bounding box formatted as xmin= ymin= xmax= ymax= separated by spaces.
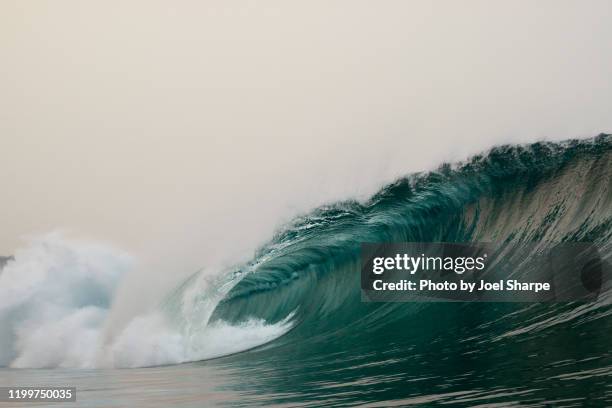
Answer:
xmin=0 ymin=234 xmax=294 ymax=368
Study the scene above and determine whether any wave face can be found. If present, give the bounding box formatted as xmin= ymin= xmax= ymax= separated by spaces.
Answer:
xmin=1 ymin=135 xmax=611 ymax=405
xmin=197 ymin=134 xmax=611 ymax=406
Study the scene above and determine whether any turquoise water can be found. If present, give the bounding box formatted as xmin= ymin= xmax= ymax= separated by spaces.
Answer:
xmin=1 ymin=135 xmax=611 ymax=407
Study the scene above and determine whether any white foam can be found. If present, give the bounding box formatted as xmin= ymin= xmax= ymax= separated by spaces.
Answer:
xmin=107 ymin=313 xmax=293 ymax=368
xmin=0 ymin=234 xmax=293 ymax=368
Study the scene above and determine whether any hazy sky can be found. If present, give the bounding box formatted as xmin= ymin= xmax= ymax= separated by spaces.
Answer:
xmin=1 ymin=1 xmax=611 ymax=269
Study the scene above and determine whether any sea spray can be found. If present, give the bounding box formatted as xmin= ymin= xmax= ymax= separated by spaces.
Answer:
xmin=0 ymin=235 xmax=294 ymax=368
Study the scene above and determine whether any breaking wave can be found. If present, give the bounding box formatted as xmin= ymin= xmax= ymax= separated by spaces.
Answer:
xmin=0 ymin=135 xmax=610 ymax=381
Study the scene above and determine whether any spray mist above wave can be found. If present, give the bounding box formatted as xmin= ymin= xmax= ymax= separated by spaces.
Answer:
xmin=0 ymin=134 xmax=610 ymax=369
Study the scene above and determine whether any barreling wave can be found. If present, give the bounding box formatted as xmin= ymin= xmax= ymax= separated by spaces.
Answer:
xmin=150 ymin=134 xmax=612 ymax=386
xmin=185 ymin=134 xmax=611 ymax=405
xmin=199 ymin=135 xmax=611 ymax=338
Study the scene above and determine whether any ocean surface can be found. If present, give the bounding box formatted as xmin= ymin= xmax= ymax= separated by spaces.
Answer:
xmin=0 ymin=135 xmax=611 ymax=407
